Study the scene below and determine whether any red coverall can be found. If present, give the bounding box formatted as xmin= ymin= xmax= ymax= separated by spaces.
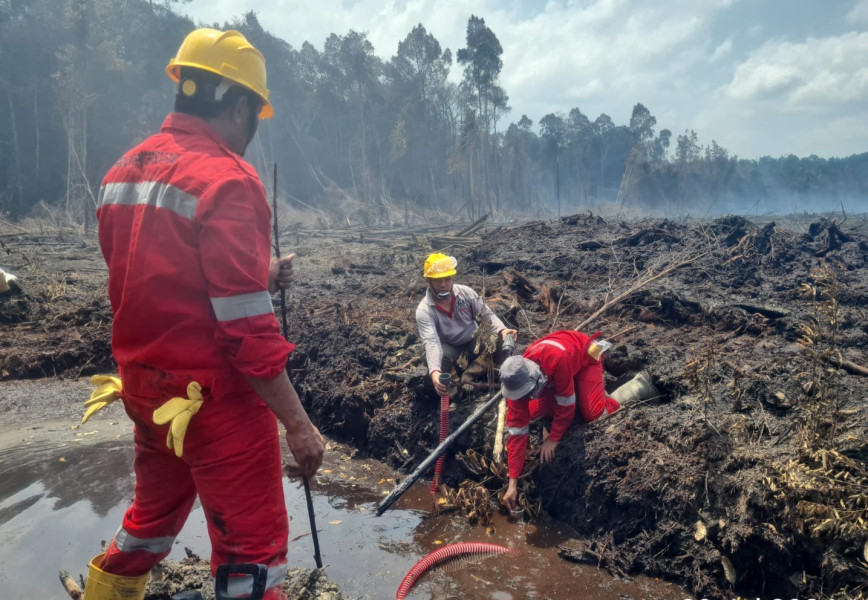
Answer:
xmin=97 ymin=113 xmax=293 ymax=598
xmin=505 ymin=330 xmax=620 ymax=479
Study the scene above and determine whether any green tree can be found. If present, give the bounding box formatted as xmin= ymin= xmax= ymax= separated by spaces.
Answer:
xmin=456 ymin=15 xmax=509 ymax=213
xmin=456 ymin=15 xmax=508 ymax=134
xmin=387 ymin=24 xmax=453 ymax=207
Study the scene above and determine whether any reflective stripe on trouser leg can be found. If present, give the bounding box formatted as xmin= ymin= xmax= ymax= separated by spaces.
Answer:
xmin=222 ymin=563 xmax=288 ymax=598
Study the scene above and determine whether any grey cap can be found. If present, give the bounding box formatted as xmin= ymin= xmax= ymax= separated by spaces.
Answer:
xmin=500 ymin=356 xmax=541 ymax=400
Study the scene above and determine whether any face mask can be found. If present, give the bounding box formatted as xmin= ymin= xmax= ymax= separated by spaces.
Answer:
xmin=429 ymin=281 xmax=453 ymax=299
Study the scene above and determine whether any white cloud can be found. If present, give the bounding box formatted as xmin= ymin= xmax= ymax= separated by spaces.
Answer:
xmin=722 ymin=32 xmax=868 ymax=107
xmin=697 ymin=30 xmax=868 ymax=156
xmin=847 ymin=0 xmax=868 ymax=24
xmin=176 ymin=0 xmax=866 ymax=157
xmin=709 ymin=38 xmax=732 ymax=62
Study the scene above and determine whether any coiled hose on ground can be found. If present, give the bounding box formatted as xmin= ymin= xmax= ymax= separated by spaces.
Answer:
xmin=395 ymin=542 xmax=512 ymax=599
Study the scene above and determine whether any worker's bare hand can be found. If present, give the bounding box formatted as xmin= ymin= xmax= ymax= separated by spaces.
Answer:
xmin=500 ymin=328 xmax=518 ymax=340
xmin=268 ymin=253 xmax=295 ymax=293
xmin=285 ymin=423 xmax=324 ymax=479
xmin=540 ymin=438 xmax=559 ymax=463
xmin=431 ymin=371 xmax=447 ymax=396
xmin=502 ymin=479 xmax=519 ymax=511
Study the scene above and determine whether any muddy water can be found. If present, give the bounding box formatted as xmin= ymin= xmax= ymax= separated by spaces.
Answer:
xmin=0 ymin=430 xmax=689 ymax=599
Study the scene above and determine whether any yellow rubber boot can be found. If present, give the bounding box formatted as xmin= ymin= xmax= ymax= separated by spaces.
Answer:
xmin=83 ymin=553 xmax=149 ymax=600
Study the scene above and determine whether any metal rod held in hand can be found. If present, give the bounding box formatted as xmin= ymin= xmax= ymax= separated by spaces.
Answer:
xmin=303 ymin=477 xmax=323 ymax=569
xmin=272 ymin=163 xmax=323 ymax=569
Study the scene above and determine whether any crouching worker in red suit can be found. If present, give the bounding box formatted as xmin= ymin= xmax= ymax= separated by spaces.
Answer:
xmin=498 ymin=330 xmax=620 ymax=511
xmin=84 ymin=28 xmax=324 ymax=600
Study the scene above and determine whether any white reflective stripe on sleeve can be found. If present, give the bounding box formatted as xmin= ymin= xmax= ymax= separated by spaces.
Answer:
xmin=555 ymin=393 xmax=576 ymax=406
xmin=537 ymin=339 xmax=566 ymax=352
xmin=224 ymin=563 xmax=287 ymax=597
xmin=210 ymin=291 xmax=274 ymax=322
xmin=99 ymin=181 xmax=198 ymax=220
xmin=506 ymin=426 xmax=529 ymax=436
xmin=113 ymin=527 xmax=174 ymax=554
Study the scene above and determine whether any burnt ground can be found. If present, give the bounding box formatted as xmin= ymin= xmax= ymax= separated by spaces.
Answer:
xmin=2 ymin=212 xmax=868 ymax=599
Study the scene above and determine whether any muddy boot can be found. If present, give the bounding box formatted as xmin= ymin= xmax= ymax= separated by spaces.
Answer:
xmin=83 ymin=553 xmax=148 ymax=600
xmin=610 ymin=372 xmax=658 ymax=406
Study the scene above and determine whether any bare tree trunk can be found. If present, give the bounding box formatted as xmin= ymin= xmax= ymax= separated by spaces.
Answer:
xmin=359 ymin=102 xmax=370 ymax=205
xmin=6 ymin=89 xmax=22 ymax=193
xmin=65 ymin=112 xmax=73 ymax=214
xmin=81 ymin=109 xmax=91 ymax=231
xmin=468 ymin=150 xmax=475 ymax=219
xmin=33 ymin=87 xmax=39 ymax=173
xmin=429 ymin=165 xmax=437 ymax=207
xmin=63 ymin=106 xmax=95 ymax=230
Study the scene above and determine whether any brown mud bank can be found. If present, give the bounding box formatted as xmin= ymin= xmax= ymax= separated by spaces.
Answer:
xmin=2 ymin=214 xmax=868 ymax=599
xmin=63 ymin=556 xmax=343 ymax=600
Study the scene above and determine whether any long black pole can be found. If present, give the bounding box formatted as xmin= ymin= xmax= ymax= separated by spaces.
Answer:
xmin=376 ymin=391 xmax=503 ymax=516
xmin=272 ymin=163 xmax=323 ymax=569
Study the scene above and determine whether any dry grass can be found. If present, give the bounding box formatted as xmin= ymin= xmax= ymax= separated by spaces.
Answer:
xmin=766 ymin=262 xmax=868 ymax=599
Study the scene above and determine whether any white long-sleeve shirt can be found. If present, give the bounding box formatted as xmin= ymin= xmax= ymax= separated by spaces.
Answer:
xmin=415 ymin=284 xmax=506 ymax=373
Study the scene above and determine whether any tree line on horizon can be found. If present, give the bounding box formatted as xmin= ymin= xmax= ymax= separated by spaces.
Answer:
xmin=1 ymin=0 xmax=866 ymax=225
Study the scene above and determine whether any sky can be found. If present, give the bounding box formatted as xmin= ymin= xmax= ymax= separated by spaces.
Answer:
xmin=176 ymin=0 xmax=868 ymax=160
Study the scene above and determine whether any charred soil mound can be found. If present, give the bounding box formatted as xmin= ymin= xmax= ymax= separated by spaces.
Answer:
xmin=3 ymin=214 xmax=868 ymax=599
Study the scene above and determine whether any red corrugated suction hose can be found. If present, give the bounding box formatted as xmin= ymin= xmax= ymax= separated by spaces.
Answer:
xmin=396 ymin=542 xmax=512 ymax=599
xmin=430 ymin=391 xmax=449 ymax=494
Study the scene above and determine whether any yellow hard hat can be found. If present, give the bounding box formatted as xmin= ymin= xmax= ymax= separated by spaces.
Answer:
xmin=423 ymin=253 xmax=457 ymax=278
xmin=166 ymin=28 xmax=273 ymax=119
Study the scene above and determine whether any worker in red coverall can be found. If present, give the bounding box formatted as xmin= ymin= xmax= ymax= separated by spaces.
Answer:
xmin=84 ymin=28 xmax=324 ymax=600
xmin=498 ymin=330 xmax=620 ymax=510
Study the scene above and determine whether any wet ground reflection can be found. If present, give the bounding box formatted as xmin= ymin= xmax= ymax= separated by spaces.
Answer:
xmin=0 ymin=437 xmax=690 ymax=599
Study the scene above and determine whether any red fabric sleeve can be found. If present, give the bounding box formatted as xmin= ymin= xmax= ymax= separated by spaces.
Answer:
xmin=196 ymin=175 xmax=293 ymax=379
xmin=548 ymin=400 xmax=576 ymax=442
xmin=506 ymin=399 xmax=531 ymax=479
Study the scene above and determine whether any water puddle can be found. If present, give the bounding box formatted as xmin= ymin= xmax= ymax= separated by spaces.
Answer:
xmin=0 ymin=436 xmax=689 ymax=599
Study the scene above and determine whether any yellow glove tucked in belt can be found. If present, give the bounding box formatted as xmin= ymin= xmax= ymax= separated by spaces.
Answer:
xmin=152 ymin=381 xmax=203 ymax=458
xmin=82 ymin=374 xmax=122 ymax=424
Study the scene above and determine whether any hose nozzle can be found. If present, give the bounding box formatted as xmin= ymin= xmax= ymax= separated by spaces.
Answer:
xmin=502 ymin=333 xmax=516 ymax=356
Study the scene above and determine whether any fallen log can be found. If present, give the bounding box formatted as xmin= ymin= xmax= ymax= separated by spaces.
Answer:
xmin=814 ymin=221 xmax=853 ymax=257
xmin=340 ymin=236 xmax=393 ymax=244
xmin=58 ymin=570 xmax=82 ymax=600
xmin=732 ymin=303 xmax=788 ymax=319
xmin=579 ymin=240 xmax=605 ymax=250
xmin=823 ymin=355 xmax=868 ymax=377
xmin=331 ymin=265 xmax=386 ymax=275
xmin=427 ymin=235 xmax=481 ymax=247
xmin=615 ymin=228 xmax=681 ymax=247
xmin=502 ymin=268 xmax=537 ymax=295
xmin=538 ymin=285 xmax=564 ymax=317
xmin=455 ymin=213 xmax=490 ymax=237
xmin=574 ymin=251 xmax=708 ymax=331
xmin=493 ymin=396 xmax=507 ymax=464
xmin=481 ymin=226 xmax=503 ymax=239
